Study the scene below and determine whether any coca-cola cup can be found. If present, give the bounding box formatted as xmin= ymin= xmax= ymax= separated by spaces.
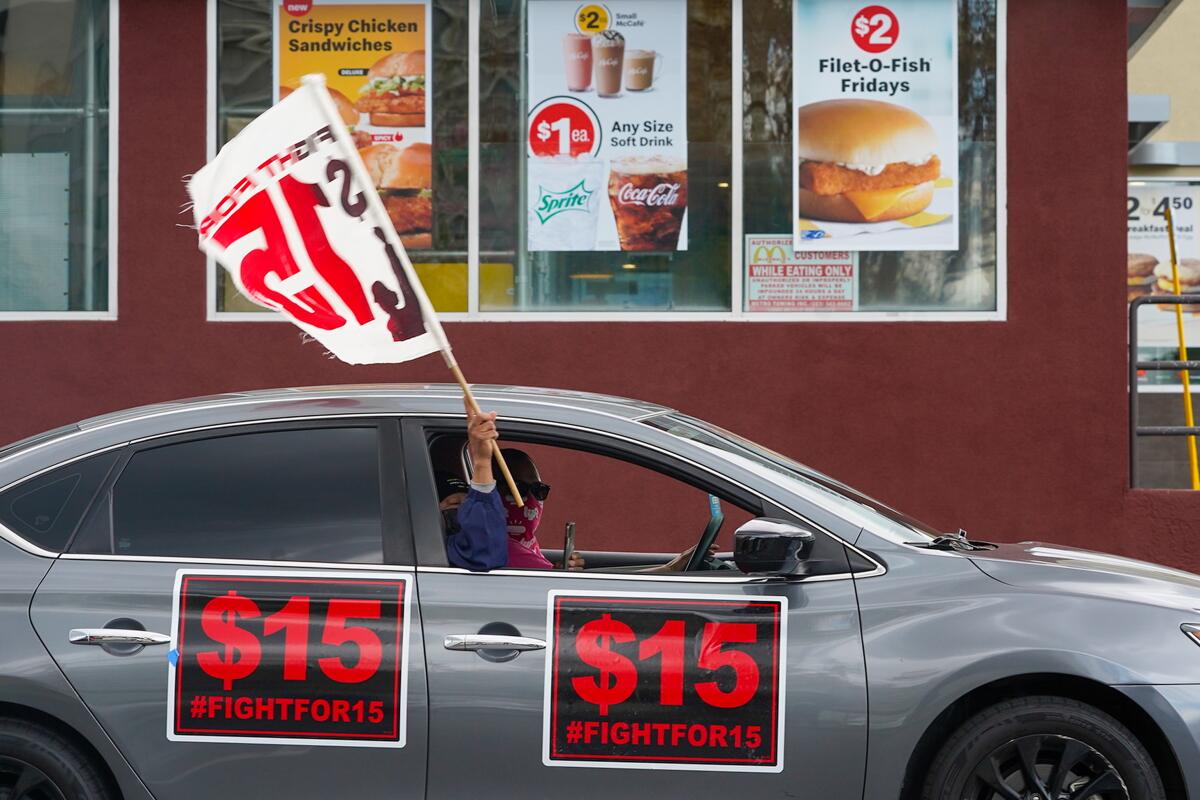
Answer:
xmin=562 ymin=33 xmax=592 ymax=92
xmin=607 ymin=155 xmax=688 ymax=251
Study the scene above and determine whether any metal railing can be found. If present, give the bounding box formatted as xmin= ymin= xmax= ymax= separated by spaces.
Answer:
xmin=1129 ymin=294 xmax=1200 ymax=486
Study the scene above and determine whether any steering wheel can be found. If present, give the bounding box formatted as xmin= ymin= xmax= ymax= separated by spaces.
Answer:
xmin=684 ymin=512 xmax=724 ymax=572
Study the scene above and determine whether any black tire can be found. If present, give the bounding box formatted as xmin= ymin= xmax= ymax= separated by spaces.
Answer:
xmin=922 ymin=696 xmax=1165 ymax=800
xmin=0 ymin=718 xmax=114 ymax=800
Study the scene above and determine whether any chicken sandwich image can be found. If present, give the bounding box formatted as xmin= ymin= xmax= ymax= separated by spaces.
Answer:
xmin=356 ymin=50 xmax=426 ymax=127
xmin=359 ymin=141 xmax=432 ymax=249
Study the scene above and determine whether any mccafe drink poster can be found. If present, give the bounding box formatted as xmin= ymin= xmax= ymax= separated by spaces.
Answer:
xmin=274 ymin=0 xmax=435 ymax=251
xmin=526 ymin=0 xmax=688 ymax=252
xmin=793 ymin=0 xmax=958 ymax=252
xmin=1127 ymin=183 xmax=1200 ymax=354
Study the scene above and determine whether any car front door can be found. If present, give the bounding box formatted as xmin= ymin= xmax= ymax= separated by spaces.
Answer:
xmin=406 ymin=418 xmax=867 ymax=799
xmin=30 ymin=421 xmax=429 ymax=800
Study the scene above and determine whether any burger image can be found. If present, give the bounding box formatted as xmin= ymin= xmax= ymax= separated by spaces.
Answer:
xmin=1152 ymin=257 xmax=1200 ymax=312
xmin=356 ymin=50 xmax=426 ymax=127
xmin=1127 ymin=253 xmax=1158 ymax=303
xmin=796 ymin=99 xmax=941 ymax=224
xmin=359 ymin=142 xmax=432 ymax=249
xmin=279 ymin=85 xmax=370 ymax=148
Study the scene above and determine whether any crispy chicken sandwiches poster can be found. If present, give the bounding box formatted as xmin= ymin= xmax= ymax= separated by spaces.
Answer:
xmin=526 ymin=0 xmax=688 ymax=252
xmin=276 ymin=0 xmax=433 ymax=251
xmin=793 ymin=1 xmax=958 ymax=251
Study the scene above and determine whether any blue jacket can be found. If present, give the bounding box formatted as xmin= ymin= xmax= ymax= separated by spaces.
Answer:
xmin=445 ymin=487 xmax=508 ymax=571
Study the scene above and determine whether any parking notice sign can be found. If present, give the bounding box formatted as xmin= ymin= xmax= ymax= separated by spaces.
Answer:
xmin=543 ymin=591 xmax=787 ymax=772
xmin=168 ymin=570 xmax=411 ymax=747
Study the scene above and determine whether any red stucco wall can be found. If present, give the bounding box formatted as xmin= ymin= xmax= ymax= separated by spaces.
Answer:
xmin=2 ymin=0 xmax=1198 ymax=567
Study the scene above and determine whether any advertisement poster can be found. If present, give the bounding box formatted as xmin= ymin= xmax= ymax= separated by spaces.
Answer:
xmin=168 ymin=570 xmax=411 ymax=747
xmin=793 ymin=1 xmax=958 ymax=251
xmin=275 ymin=0 xmax=433 ymax=250
xmin=745 ymin=236 xmax=856 ymax=311
xmin=526 ymin=0 xmax=688 ymax=252
xmin=1128 ymin=183 xmax=1200 ymax=351
xmin=543 ymin=591 xmax=786 ymax=772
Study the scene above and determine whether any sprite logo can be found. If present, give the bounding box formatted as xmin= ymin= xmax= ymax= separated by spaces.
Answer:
xmin=535 ymin=180 xmax=593 ymax=224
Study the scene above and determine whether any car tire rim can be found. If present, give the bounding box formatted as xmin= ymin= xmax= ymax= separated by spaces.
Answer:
xmin=965 ymin=733 xmax=1130 ymax=800
xmin=0 ymin=756 xmax=68 ymax=800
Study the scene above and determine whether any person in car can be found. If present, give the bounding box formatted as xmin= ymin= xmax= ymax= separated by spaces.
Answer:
xmin=439 ymin=403 xmax=711 ymax=572
xmin=437 ymin=403 xmax=584 ymax=570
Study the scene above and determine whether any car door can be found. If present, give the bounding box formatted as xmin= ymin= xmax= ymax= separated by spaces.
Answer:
xmin=405 ymin=418 xmax=867 ymax=799
xmin=30 ymin=420 xmax=429 ymax=800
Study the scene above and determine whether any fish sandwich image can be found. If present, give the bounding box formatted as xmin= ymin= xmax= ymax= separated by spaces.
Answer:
xmin=797 ymin=99 xmax=941 ymax=224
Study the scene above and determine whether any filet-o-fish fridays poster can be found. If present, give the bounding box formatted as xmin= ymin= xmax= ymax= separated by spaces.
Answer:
xmin=526 ymin=0 xmax=688 ymax=252
xmin=793 ymin=1 xmax=958 ymax=252
xmin=275 ymin=0 xmax=434 ymax=250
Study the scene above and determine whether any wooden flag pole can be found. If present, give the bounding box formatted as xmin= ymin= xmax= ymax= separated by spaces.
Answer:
xmin=447 ymin=363 xmax=524 ymax=506
xmin=1162 ymin=204 xmax=1200 ymax=490
xmin=300 ymin=73 xmax=525 ymax=506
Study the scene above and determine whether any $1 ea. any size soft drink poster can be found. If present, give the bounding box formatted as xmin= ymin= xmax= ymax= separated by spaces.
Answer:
xmin=525 ymin=0 xmax=688 ymax=252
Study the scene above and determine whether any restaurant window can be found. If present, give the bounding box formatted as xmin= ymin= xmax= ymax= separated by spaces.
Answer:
xmin=0 ymin=0 xmax=113 ymax=317
xmin=742 ymin=0 xmax=1001 ymax=315
xmin=210 ymin=0 xmax=1003 ymax=319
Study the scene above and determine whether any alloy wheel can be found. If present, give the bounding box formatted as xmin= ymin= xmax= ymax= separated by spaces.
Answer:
xmin=965 ymin=734 xmax=1130 ymax=800
xmin=0 ymin=756 xmax=68 ymax=800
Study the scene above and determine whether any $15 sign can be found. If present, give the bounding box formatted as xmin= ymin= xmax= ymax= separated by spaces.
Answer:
xmin=196 ymin=590 xmax=385 ymax=690
xmin=571 ymin=613 xmax=763 ymax=716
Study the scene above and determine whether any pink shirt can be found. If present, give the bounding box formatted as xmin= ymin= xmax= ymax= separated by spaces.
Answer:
xmin=506 ymin=530 xmax=554 ymax=569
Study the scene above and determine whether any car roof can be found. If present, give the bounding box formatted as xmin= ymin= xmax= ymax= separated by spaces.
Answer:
xmin=0 ymin=385 xmax=675 ymax=473
xmin=72 ymin=384 xmax=672 ymax=429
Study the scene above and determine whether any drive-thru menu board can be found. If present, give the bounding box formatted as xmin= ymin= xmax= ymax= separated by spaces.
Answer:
xmin=526 ymin=0 xmax=688 ymax=252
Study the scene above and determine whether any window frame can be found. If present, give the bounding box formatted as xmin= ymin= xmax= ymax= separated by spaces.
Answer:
xmin=0 ymin=0 xmax=120 ymax=322
xmin=400 ymin=414 xmax=868 ymax=580
xmin=64 ymin=418 xmax=415 ymax=566
xmin=204 ymin=0 xmax=1005 ymax=323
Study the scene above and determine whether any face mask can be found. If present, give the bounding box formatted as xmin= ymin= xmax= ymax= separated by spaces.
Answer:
xmin=441 ymin=508 xmax=460 ymax=534
xmin=503 ymin=495 xmax=543 ymax=541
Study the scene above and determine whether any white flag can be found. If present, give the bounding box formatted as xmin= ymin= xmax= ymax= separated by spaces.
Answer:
xmin=188 ymin=78 xmax=446 ymax=365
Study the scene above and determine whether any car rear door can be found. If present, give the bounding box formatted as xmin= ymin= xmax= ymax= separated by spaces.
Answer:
xmin=30 ymin=420 xmax=429 ymax=800
xmin=405 ymin=417 xmax=867 ymax=799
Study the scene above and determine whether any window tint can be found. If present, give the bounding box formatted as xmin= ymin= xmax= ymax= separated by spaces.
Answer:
xmin=0 ymin=450 xmax=118 ymax=552
xmin=96 ymin=428 xmax=383 ymax=563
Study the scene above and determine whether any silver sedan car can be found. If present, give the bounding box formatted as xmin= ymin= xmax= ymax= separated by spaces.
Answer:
xmin=0 ymin=385 xmax=1198 ymax=800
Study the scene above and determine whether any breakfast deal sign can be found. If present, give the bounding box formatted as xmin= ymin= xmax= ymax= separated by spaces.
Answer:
xmin=793 ymin=1 xmax=958 ymax=252
xmin=525 ymin=0 xmax=688 ymax=252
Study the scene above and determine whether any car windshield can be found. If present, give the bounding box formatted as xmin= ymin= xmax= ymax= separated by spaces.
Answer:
xmin=642 ymin=413 xmax=941 ymax=543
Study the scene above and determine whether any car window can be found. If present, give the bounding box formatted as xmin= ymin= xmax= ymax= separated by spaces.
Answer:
xmin=427 ymin=433 xmax=758 ymax=573
xmin=73 ymin=427 xmax=385 ymax=563
xmin=0 ymin=450 xmax=119 ymax=552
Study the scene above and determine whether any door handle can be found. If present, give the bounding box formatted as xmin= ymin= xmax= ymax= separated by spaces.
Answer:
xmin=69 ymin=628 xmax=172 ymax=646
xmin=443 ymin=634 xmax=546 ymax=652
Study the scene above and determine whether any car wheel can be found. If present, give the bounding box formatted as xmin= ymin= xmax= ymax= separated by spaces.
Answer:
xmin=0 ymin=719 xmax=114 ymax=800
xmin=922 ymin=696 xmax=1165 ymax=800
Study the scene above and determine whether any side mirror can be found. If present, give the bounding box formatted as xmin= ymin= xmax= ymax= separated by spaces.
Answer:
xmin=733 ymin=518 xmax=816 ymax=576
